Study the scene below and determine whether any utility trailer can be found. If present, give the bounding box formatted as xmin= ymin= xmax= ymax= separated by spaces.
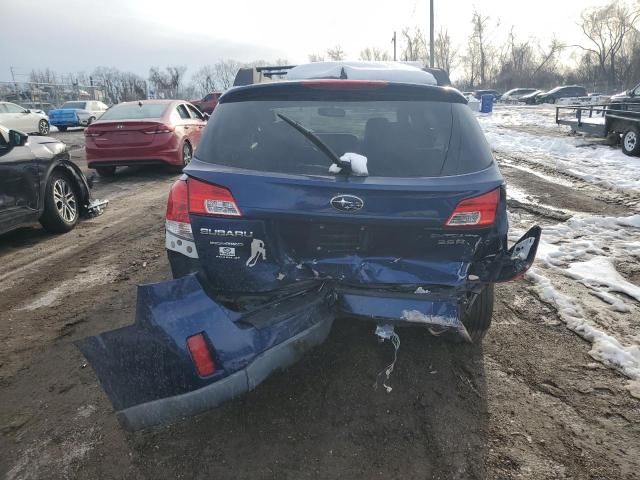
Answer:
xmin=556 ymin=103 xmax=640 ymax=156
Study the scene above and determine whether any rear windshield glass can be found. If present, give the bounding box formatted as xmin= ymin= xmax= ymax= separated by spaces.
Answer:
xmin=100 ymin=103 xmax=168 ymax=120
xmin=196 ymin=98 xmax=493 ymax=178
xmin=61 ymin=101 xmax=86 ymax=109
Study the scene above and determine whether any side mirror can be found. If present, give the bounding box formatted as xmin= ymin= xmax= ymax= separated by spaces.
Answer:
xmin=474 ymin=226 xmax=542 ymax=283
xmin=9 ymin=130 xmax=28 ymax=147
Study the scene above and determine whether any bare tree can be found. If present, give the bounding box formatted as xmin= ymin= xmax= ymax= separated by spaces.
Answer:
xmin=93 ymin=67 xmax=146 ymax=103
xmin=433 ymin=29 xmax=457 ymax=73
xmin=400 ymin=27 xmax=428 ymax=64
xmin=29 ymin=68 xmax=58 ymax=84
xmin=326 ymin=45 xmax=346 ymax=61
xmin=308 ymin=53 xmax=326 ymax=62
xmin=166 ymin=65 xmax=187 ymax=97
xmin=214 ymin=59 xmax=241 ymax=89
xmin=359 ymin=47 xmax=391 ymax=61
xmin=470 ymin=11 xmax=490 ymax=86
xmin=577 ymin=1 xmax=640 ymax=88
xmin=191 ymin=65 xmax=217 ymax=97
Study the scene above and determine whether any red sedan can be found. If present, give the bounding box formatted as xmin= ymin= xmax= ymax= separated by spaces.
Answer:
xmin=85 ymin=100 xmax=207 ymax=177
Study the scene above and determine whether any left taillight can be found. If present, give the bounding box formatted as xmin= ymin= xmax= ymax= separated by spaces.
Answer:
xmin=188 ymin=178 xmax=241 ymax=217
xmin=186 ymin=333 xmax=217 ymax=377
xmin=165 ymin=179 xmax=192 ymax=239
xmin=445 ymin=188 xmax=500 ymax=228
xmin=165 ymin=177 xmax=242 ymax=239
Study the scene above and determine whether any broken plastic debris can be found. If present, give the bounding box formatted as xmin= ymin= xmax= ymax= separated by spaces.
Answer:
xmin=374 ymin=324 xmax=400 ymax=393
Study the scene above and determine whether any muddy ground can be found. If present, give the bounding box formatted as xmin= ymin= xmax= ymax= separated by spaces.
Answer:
xmin=1 ymin=127 xmax=639 ymax=480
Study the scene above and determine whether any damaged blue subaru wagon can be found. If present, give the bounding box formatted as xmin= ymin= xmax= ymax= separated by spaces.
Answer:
xmin=80 ymin=67 xmax=540 ymax=430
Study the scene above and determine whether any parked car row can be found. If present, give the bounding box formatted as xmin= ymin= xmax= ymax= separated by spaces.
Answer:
xmin=467 ymin=85 xmax=590 ymax=105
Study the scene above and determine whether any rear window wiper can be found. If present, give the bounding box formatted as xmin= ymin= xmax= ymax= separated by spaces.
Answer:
xmin=276 ymin=113 xmax=352 ymax=174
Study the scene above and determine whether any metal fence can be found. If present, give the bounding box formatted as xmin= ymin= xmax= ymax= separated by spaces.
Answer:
xmin=0 ymin=81 xmax=106 ymax=112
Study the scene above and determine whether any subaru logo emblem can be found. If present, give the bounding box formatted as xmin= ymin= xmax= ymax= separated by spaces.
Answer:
xmin=330 ymin=194 xmax=364 ymax=212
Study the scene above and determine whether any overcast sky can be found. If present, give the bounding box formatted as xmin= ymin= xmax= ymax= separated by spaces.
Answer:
xmin=2 ymin=0 xmax=608 ymax=82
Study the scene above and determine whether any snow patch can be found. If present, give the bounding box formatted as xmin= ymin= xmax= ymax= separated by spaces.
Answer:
xmin=479 ymin=106 xmax=640 ymax=193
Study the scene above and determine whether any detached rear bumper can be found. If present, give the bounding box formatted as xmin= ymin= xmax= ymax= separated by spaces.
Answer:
xmin=77 ymin=275 xmax=334 ymax=431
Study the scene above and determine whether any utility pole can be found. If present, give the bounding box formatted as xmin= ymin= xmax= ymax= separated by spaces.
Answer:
xmin=429 ymin=0 xmax=435 ymax=67
xmin=392 ymin=31 xmax=397 ymax=61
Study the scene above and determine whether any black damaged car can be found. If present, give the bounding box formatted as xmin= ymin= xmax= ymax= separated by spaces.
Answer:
xmin=0 ymin=126 xmax=107 ymax=236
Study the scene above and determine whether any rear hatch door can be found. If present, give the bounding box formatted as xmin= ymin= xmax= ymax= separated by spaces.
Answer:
xmin=183 ymin=81 xmax=506 ymax=293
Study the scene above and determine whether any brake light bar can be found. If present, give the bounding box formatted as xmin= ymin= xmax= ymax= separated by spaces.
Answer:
xmin=188 ymin=178 xmax=241 ymax=217
xmin=445 ymin=188 xmax=500 ymax=227
xmin=303 ymin=79 xmax=389 ymax=90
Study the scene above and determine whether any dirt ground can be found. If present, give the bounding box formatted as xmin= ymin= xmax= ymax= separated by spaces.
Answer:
xmin=1 ymin=127 xmax=639 ymax=480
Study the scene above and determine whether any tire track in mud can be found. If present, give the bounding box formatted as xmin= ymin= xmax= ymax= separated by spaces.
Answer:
xmin=0 ymin=177 xmax=173 ymax=382
xmin=0 ymin=176 xmax=175 ymax=292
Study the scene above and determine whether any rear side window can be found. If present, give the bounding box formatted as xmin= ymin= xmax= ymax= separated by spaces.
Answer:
xmin=176 ymin=105 xmax=190 ymax=120
xmin=100 ymin=103 xmax=167 ymax=120
xmin=187 ymin=104 xmax=204 ymax=120
xmin=197 ymin=97 xmax=493 ymax=178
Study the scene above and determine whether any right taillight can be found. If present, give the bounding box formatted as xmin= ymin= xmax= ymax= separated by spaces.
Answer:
xmin=445 ymin=188 xmax=500 ymax=228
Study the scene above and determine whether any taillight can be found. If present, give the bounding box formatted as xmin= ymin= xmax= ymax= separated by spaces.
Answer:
xmin=445 ymin=188 xmax=500 ymax=227
xmin=165 ymin=179 xmax=192 ymax=239
xmin=143 ymin=125 xmax=173 ymax=134
xmin=188 ymin=178 xmax=241 ymax=217
xmin=166 ymin=178 xmax=241 ymax=238
xmin=186 ymin=333 xmax=216 ymax=377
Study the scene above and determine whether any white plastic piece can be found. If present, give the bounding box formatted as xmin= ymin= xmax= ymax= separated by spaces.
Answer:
xmin=165 ymin=229 xmax=198 ymax=259
xmin=329 ymin=152 xmax=368 ymax=176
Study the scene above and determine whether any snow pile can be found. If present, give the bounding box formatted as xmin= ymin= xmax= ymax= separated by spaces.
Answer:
xmin=566 ymin=256 xmax=640 ymax=304
xmin=527 ymin=269 xmax=640 ymax=381
xmin=329 ymin=152 xmax=368 ymax=176
xmin=510 ymin=213 xmax=640 ymax=392
xmin=478 ymin=106 xmax=640 ymax=193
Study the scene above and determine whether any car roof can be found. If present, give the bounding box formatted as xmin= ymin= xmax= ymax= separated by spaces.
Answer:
xmin=114 ymin=100 xmax=184 ymax=107
xmin=220 ymin=80 xmax=466 ymax=104
xmin=286 ymin=61 xmax=437 ymax=86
